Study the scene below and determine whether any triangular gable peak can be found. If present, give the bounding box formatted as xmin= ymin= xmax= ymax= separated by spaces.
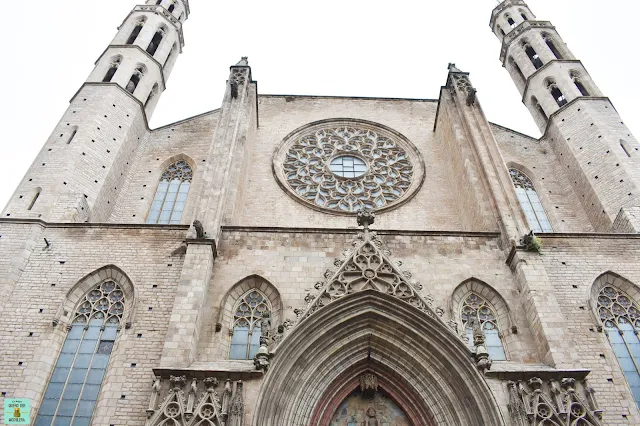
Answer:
xmin=299 ymin=211 xmax=439 ymax=323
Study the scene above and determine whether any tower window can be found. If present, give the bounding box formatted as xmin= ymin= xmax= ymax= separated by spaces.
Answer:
xmin=521 ymin=13 xmax=528 ymax=20
xmin=460 ymin=293 xmax=506 ymax=360
xmin=549 ymin=85 xmax=567 ymax=107
xmin=621 ymin=139 xmax=633 ymax=158
xmin=510 ymin=169 xmax=553 ymax=233
xmin=532 ymin=97 xmax=548 ymax=122
xmin=571 ymin=72 xmax=590 ymax=96
xmin=524 ymin=44 xmax=543 ymax=69
xmin=102 ymin=56 xmax=122 ymax=83
xmin=230 ymin=290 xmax=271 ymax=360
xmin=156 ymin=0 xmax=162 ymax=4
xmin=145 ymin=83 xmax=159 ymax=107
xmin=499 ymin=28 xmax=505 ymax=36
xmin=544 ymin=37 xmax=564 ymax=59
xmin=168 ymin=3 xmax=176 ymax=13
xmin=126 ymin=18 xmax=145 ymax=45
xmin=505 ymin=14 xmax=516 ymax=28
xmin=509 ymin=57 xmax=526 ymax=85
xmin=27 ymin=189 xmax=41 ymax=211
xmin=146 ymin=160 xmax=192 ymax=224
xmin=164 ymin=43 xmax=178 ymax=66
xmin=126 ymin=65 xmax=145 ymax=94
xmin=147 ymin=27 xmax=166 ymax=56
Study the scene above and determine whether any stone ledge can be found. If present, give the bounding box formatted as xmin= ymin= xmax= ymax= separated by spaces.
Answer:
xmin=154 ymin=361 xmax=263 ymax=380
xmin=485 ymin=362 xmax=590 ymax=381
xmin=0 ymin=217 xmax=190 ymax=231
xmin=222 ymin=225 xmax=501 ymax=238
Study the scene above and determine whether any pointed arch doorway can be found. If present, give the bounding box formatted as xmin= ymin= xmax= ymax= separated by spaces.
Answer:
xmin=252 ymin=290 xmax=506 ymax=426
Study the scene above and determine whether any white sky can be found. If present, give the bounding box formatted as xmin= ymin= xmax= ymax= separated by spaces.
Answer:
xmin=1 ymin=0 xmax=638 ymax=209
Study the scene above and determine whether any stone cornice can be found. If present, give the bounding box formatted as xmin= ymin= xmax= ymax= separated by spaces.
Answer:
xmin=500 ymin=20 xmax=555 ymax=64
xmin=0 ymin=217 xmax=190 ymax=231
xmin=222 ymin=225 xmax=501 ymax=238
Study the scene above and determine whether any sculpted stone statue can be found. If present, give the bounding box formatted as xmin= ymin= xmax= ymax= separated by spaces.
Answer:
xmin=365 ymin=407 xmax=380 ymax=426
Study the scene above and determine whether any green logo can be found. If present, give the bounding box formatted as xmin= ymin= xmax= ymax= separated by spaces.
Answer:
xmin=3 ymin=399 xmax=30 ymax=424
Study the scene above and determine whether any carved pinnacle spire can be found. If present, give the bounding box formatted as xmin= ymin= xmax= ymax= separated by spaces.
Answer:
xmin=235 ymin=56 xmax=249 ymax=66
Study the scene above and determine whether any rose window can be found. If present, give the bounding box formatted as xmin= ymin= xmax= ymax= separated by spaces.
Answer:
xmin=274 ymin=122 xmax=423 ymax=214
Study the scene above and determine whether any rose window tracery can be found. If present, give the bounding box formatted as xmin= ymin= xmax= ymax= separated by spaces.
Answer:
xmin=275 ymin=122 xmax=423 ymax=214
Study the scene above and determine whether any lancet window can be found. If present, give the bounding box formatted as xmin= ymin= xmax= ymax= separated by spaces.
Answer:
xmin=597 ymin=285 xmax=640 ymax=406
xmin=126 ymin=17 xmax=146 ymax=45
xmin=510 ymin=169 xmax=553 ymax=233
xmin=460 ymin=293 xmax=506 ymax=360
xmin=230 ymin=290 xmax=271 ymax=360
xmin=34 ymin=280 xmax=125 ymax=426
xmin=146 ymin=160 xmax=192 ymax=224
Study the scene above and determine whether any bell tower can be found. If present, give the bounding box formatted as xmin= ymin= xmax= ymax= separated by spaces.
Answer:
xmin=1 ymin=0 xmax=190 ymax=223
xmin=491 ymin=0 xmax=640 ymax=232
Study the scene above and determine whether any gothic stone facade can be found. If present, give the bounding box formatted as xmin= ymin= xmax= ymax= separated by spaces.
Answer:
xmin=1 ymin=0 xmax=640 ymax=425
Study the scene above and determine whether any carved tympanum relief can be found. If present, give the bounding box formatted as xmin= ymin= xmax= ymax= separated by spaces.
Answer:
xmin=273 ymin=120 xmax=424 ymax=214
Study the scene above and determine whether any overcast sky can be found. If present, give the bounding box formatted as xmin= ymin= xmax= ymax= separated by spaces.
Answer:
xmin=1 ymin=0 xmax=638 ymax=209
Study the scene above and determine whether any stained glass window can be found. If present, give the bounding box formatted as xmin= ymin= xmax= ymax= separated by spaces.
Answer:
xmin=597 ymin=285 xmax=640 ymax=406
xmin=329 ymin=155 xmax=368 ymax=178
xmin=147 ymin=160 xmax=192 ymax=224
xmin=461 ymin=293 xmax=506 ymax=360
xmin=230 ymin=290 xmax=270 ymax=360
xmin=35 ymin=280 xmax=125 ymax=426
xmin=510 ymin=169 xmax=553 ymax=233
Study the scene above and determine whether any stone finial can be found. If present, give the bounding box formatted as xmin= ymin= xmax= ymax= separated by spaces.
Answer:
xmin=357 ymin=210 xmax=375 ymax=229
xmin=236 ymin=57 xmax=249 ymax=66
xmin=448 ymin=63 xmax=463 ymax=73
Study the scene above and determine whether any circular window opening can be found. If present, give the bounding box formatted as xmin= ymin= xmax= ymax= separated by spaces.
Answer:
xmin=329 ymin=155 xmax=367 ymax=178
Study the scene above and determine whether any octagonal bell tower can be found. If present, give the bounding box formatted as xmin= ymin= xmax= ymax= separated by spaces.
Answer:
xmin=491 ymin=0 xmax=640 ymax=232
xmin=1 ymin=0 xmax=190 ymax=223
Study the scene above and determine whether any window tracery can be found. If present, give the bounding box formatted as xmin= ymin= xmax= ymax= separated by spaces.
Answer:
xmin=147 ymin=160 xmax=192 ymax=224
xmin=35 ymin=281 xmax=124 ymax=426
xmin=510 ymin=169 xmax=553 ymax=233
xmin=230 ymin=290 xmax=271 ymax=360
xmin=277 ymin=123 xmax=421 ymax=214
xmin=596 ymin=285 xmax=640 ymax=406
xmin=460 ymin=293 xmax=506 ymax=360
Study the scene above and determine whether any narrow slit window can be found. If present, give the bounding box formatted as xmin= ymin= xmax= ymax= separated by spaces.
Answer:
xmin=156 ymin=0 xmax=162 ymax=4
xmin=510 ymin=169 xmax=553 ymax=233
xmin=67 ymin=127 xmax=78 ymax=145
xmin=126 ymin=66 xmax=145 ymax=94
xmin=168 ymin=3 xmax=175 ymax=12
xmin=146 ymin=160 xmax=192 ymax=224
xmin=461 ymin=293 xmax=506 ymax=361
xmin=34 ymin=280 xmax=124 ymax=426
xmin=506 ymin=15 xmax=516 ymax=28
xmin=521 ymin=13 xmax=528 ymax=20
xmin=230 ymin=290 xmax=271 ymax=360
xmin=621 ymin=139 xmax=633 ymax=158
xmin=27 ymin=190 xmax=41 ymax=211
xmin=573 ymin=77 xmax=590 ymax=96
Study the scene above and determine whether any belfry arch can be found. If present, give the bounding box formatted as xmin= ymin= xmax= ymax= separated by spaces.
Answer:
xmin=252 ymin=290 xmax=506 ymax=426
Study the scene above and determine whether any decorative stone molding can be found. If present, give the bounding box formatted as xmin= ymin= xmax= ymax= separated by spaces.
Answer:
xmin=299 ymin=211 xmax=436 ymax=322
xmin=133 ymin=5 xmax=185 ymax=48
xmin=359 ymin=372 xmax=378 ymax=397
xmin=506 ymin=377 xmax=602 ymax=425
xmin=146 ymin=375 xmax=244 ymax=426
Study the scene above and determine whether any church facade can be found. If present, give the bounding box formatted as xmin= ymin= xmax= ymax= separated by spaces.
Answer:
xmin=1 ymin=0 xmax=640 ymax=424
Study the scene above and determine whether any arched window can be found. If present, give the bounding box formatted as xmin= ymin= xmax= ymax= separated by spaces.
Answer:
xmin=509 ymin=57 xmax=526 ymax=84
xmin=102 ymin=56 xmax=122 ymax=83
xmin=571 ymin=72 xmax=590 ymax=96
xmin=499 ymin=27 xmax=505 ymax=36
xmin=531 ymin=96 xmax=548 ymax=122
xmin=510 ymin=169 xmax=553 ymax=233
xmin=147 ymin=27 xmax=166 ymax=56
xmin=505 ymin=14 xmax=516 ymax=28
xmin=145 ymin=83 xmax=158 ymax=107
xmin=460 ymin=293 xmax=506 ymax=360
xmin=542 ymin=34 xmax=564 ymax=60
xmin=125 ymin=65 xmax=145 ymax=94
xmin=146 ymin=160 xmax=192 ymax=224
xmin=549 ymin=83 xmax=567 ymax=107
xmin=621 ymin=139 xmax=633 ymax=158
xmin=34 ymin=280 xmax=125 ymax=426
xmin=596 ymin=285 xmax=640 ymax=406
xmin=520 ymin=12 xmax=528 ymax=21
xmin=126 ymin=18 xmax=146 ymax=45
xmin=230 ymin=290 xmax=271 ymax=360
xmin=156 ymin=0 xmax=162 ymax=4
xmin=523 ymin=42 xmax=543 ymax=69
xmin=168 ymin=2 xmax=176 ymax=12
